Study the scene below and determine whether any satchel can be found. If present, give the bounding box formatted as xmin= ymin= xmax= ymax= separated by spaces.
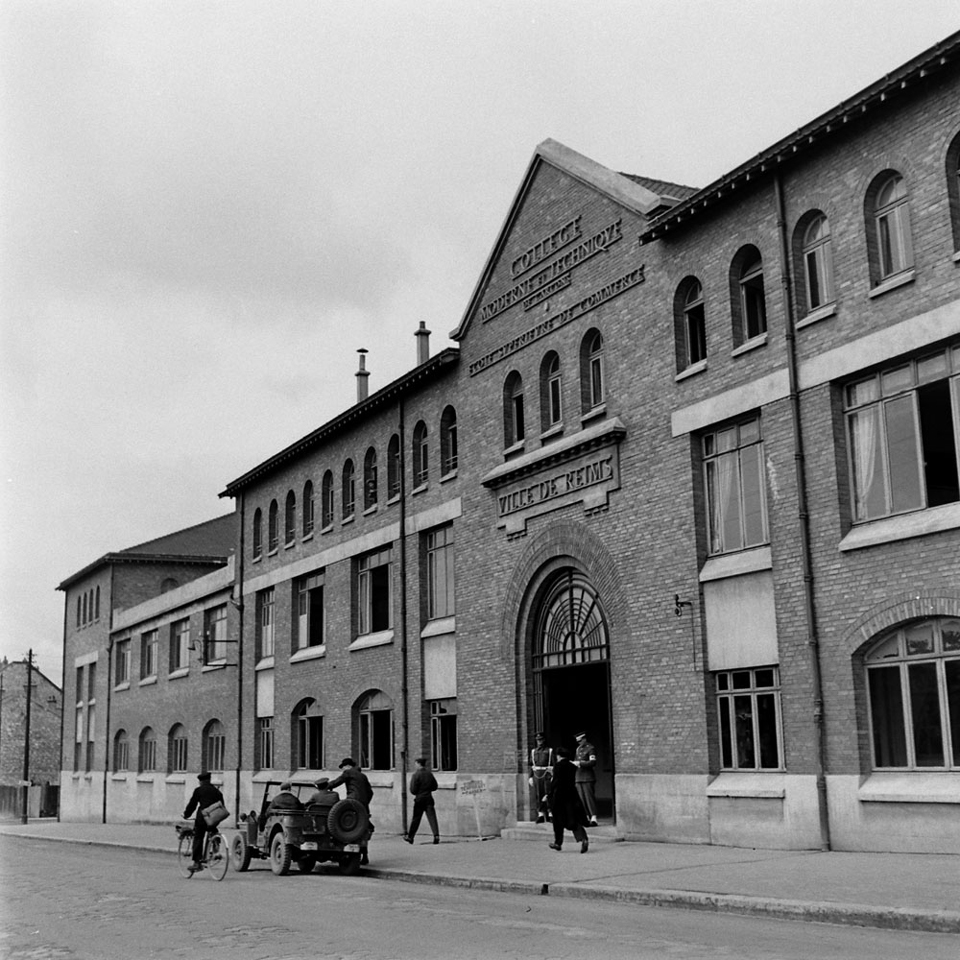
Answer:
xmin=201 ymin=800 xmax=229 ymax=828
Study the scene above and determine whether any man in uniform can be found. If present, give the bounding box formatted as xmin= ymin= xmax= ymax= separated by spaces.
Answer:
xmin=573 ymin=730 xmax=598 ymax=827
xmin=529 ymin=732 xmax=553 ymax=823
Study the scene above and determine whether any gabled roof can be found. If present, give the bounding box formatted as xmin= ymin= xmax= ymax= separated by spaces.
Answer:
xmin=640 ymin=29 xmax=960 ymax=243
xmin=220 ymin=347 xmax=459 ymax=497
xmin=56 ymin=513 xmax=236 ymax=590
xmin=451 ymin=139 xmax=676 ymax=342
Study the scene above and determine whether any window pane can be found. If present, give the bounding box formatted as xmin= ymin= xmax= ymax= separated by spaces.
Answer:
xmin=904 ymin=622 xmax=935 ymax=656
xmin=740 ymin=445 xmax=766 ymax=546
xmin=718 ymin=697 xmax=733 ymax=768
xmin=869 ymin=666 xmax=908 ymax=766
xmin=756 ymin=693 xmax=780 ymax=768
xmin=946 ymin=659 xmax=960 ymax=766
xmin=849 ymin=406 xmax=886 ymax=519
xmin=733 ymin=695 xmax=755 ymax=768
xmin=908 ymin=662 xmax=944 ymax=766
xmin=883 ymin=395 xmax=923 ymax=513
xmin=942 ymin=620 xmax=960 ymax=652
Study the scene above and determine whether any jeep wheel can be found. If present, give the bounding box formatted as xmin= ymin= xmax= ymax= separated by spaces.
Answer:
xmin=298 ymin=855 xmax=316 ymax=874
xmin=339 ymin=852 xmax=361 ymax=876
xmin=231 ymin=832 xmax=252 ymax=872
xmin=327 ymin=798 xmax=369 ymax=844
xmin=270 ymin=832 xmax=292 ymax=876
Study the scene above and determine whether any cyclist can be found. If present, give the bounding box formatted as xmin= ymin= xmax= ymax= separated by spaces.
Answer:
xmin=182 ymin=771 xmax=225 ymax=876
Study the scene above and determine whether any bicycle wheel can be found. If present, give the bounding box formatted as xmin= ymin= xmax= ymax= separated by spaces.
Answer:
xmin=177 ymin=832 xmax=194 ymax=879
xmin=206 ymin=833 xmax=229 ymax=881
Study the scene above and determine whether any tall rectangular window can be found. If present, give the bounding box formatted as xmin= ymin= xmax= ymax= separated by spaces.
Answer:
xmin=256 ymin=588 xmax=275 ymax=659
xmin=426 ymin=526 xmax=455 ymax=620
xmin=297 ymin=711 xmax=324 ymax=770
xmin=358 ymin=547 xmax=393 ymax=635
xmin=115 ymin=640 xmax=130 ymax=686
xmin=295 ymin=571 xmax=325 ymax=650
xmin=703 ymin=416 xmax=768 ymax=555
xmin=257 ymin=717 xmax=274 ymax=771
xmin=430 ymin=698 xmax=458 ymax=771
xmin=716 ymin=667 xmax=782 ymax=770
xmin=140 ymin=630 xmax=158 ymax=680
xmin=204 ymin=605 xmax=228 ymax=663
xmin=170 ymin=618 xmax=190 ymax=672
xmin=845 ymin=347 xmax=960 ymax=521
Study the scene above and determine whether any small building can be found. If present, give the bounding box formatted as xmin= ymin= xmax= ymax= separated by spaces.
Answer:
xmin=0 ymin=658 xmax=62 ymax=818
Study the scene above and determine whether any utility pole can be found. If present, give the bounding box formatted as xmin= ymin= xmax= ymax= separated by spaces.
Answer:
xmin=21 ymin=650 xmax=33 ymax=824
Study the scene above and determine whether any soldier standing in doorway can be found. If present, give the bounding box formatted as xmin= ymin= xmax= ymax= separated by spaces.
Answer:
xmin=573 ymin=730 xmax=599 ymax=827
xmin=529 ymin=732 xmax=553 ymax=823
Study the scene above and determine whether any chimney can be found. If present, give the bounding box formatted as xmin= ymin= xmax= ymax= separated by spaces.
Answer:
xmin=356 ymin=348 xmax=369 ymax=402
xmin=415 ymin=321 xmax=431 ymax=366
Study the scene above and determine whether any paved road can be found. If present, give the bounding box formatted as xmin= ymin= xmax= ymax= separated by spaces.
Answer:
xmin=2 ymin=836 xmax=958 ymax=960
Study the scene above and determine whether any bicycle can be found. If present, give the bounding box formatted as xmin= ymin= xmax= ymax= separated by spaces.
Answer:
xmin=176 ymin=822 xmax=229 ymax=880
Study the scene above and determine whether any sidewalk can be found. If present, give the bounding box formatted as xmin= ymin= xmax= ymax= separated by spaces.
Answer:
xmin=1 ymin=819 xmax=958 ymax=933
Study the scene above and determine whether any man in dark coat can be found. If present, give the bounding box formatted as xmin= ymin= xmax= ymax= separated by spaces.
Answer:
xmin=547 ymin=747 xmax=589 ymax=853
xmin=182 ymin=771 xmax=225 ymax=875
xmin=403 ymin=757 xmax=440 ymax=844
xmin=328 ymin=757 xmax=374 ymax=864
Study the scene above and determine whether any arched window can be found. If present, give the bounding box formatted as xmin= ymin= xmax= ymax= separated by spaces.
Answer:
xmin=168 ymin=723 xmax=188 ymax=773
xmin=160 ymin=577 xmax=178 ymax=594
xmin=321 ymin=470 xmax=334 ymax=529
xmin=412 ymin=421 xmax=428 ymax=488
xmin=113 ymin=729 xmax=129 ymax=772
xmin=947 ymin=132 xmax=960 ymax=252
xmin=268 ymin=500 xmax=279 ymax=552
xmin=203 ymin=719 xmax=226 ymax=772
xmin=865 ymin=618 xmax=960 ymax=770
xmin=503 ymin=371 xmax=525 ymax=448
xmin=292 ymin=698 xmax=324 ymax=770
xmin=579 ymin=330 xmax=604 ymax=413
xmin=440 ymin=407 xmax=458 ymax=475
xmin=364 ymin=447 xmax=378 ymax=510
xmin=284 ymin=490 xmax=296 ymax=545
xmin=732 ymin=245 xmax=767 ymax=345
xmin=82 ymin=592 xmax=88 ymax=625
xmin=95 ymin=586 xmax=100 ymax=619
xmin=252 ymin=507 xmax=263 ymax=559
xmin=674 ymin=278 xmax=706 ymax=372
xmin=138 ymin=727 xmax=157 ymax=773
xmin=356 ymin=689 xmax=394 ymax=770
xmin=540 ymin=352 xmax=562 ymax=432
xmin=342 ymin=460 xmax=355 ymax=520
xmin=387 ymin=434 xmax=401 ymax=499
xmin=303 ymin=480 xmax=315 ymax=537
xmin=800 ymin=213 xmax=835 ymax=312
xmin=867 ymin=171 xmax=913 ymax=284
xmin=76 ymin=595 xmax=81 ymax=627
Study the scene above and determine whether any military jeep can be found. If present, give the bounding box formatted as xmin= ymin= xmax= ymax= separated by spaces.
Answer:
xmin=231 ymin=779 xmax=369 ymax=876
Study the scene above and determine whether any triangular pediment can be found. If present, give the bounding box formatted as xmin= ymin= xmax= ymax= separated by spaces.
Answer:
xmin=451 ymin=140 xmax=667 ymax=344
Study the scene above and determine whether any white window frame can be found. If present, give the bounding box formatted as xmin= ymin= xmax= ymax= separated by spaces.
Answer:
xmin=715 ymin=666 xmax=783 ymax=770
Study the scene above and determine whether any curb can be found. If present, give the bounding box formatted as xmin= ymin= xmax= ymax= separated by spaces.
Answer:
xmin=6 ymin=832 xmax=959 ymax=933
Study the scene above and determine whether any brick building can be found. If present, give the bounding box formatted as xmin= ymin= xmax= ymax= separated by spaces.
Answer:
xmin=59 ymin=32 xmax=960 ymax=852
xmin=0 ymin=658 xmax=61 ymax=817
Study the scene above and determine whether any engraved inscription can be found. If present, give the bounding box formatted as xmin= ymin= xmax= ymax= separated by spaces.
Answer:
xmin=510 ymin=216 xmax=582 ymax=278
xmin=497 ymin=455 xmax=614 ymax=517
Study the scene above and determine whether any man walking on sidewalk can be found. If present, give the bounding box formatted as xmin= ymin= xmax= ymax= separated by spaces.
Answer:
xmin=404 ymin=757 xmax=440 ymax=845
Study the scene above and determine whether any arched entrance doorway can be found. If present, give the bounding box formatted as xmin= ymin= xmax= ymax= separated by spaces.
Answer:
xmin=532 ymin=568 xmax=615 ymax=821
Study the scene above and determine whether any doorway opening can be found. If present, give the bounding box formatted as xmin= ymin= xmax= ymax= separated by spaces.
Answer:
xmin=531 ymin=568 xmax=615 ymax=821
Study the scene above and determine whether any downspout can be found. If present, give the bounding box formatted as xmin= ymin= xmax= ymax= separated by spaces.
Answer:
xmin=57 ymin=591 xmax=66 ymax=822
xmin=235 ymin=494 xmax=246 ymax=822
xmin=774 ymin=172 xmax=831 ymax=851
xmin=398 ymin=397 xmax=409 ymax=831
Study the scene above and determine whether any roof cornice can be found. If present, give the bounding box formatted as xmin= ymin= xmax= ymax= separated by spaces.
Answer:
xmin=640 ymin=30 xmax=960 ymax=243
xmin=56 ymin=553 xmax=229 ymax=591
xmin=219 ymin=347 xmax=459 ymax=497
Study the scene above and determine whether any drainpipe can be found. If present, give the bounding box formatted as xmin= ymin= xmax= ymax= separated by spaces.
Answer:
xmin=774 ymin=171 xmax=831 ymax=851
xmin=57 ymin=592 xmax=65 ymax=822
xmin=235 ymin=494 xmax=246 ymax=822
xmin=398 ymin=397 xmax=409 ymax=831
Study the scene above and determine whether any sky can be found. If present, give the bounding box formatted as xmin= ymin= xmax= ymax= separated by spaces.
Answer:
xmin=1 ymin=0 xmax=957 ymax=682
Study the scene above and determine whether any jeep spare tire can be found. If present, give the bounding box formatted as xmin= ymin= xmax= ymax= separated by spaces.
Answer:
xmin=327 ymin=798 xmax=369 ymax=844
